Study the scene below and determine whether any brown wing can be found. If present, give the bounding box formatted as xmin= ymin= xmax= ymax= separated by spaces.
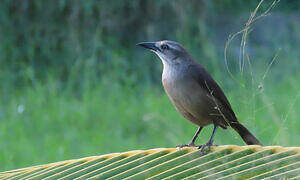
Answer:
xmin=188 ymin=63 xmax=238 ymax=126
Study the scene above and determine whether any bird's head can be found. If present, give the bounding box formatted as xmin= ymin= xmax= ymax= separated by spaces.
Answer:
xmin=137 ymin=40 xmax=191 ymax=66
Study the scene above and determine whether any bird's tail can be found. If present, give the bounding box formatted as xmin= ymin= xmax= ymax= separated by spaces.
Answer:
xmin=230 ymin=122 xmax=262 ymax=145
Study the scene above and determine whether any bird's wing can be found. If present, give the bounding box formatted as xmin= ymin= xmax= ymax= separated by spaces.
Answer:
xmin=189 ymin=64 xmax=238 ymax=124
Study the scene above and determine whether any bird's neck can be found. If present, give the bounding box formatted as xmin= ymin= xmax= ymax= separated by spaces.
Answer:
xmin=160 ymin=54 xmax=197 ymax=81
xmin=162 ymin=61 xmax=190 ymax=81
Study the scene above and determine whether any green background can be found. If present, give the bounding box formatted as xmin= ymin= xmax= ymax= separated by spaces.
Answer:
xmin=0 ymin=0 xmax=299 ymax=171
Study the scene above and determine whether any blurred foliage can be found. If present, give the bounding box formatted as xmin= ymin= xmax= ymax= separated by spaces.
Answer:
xmin=0 ymin=0 xmax=299 ymax=171
xmin=1 ymin=0 xmax=299 ymax=93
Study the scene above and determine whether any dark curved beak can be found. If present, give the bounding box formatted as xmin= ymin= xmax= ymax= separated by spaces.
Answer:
xmin=136 ymin=42 xmax=159 ymax=52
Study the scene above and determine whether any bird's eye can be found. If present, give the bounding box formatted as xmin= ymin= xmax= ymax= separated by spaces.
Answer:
xmin=161 ymin=44 xmax=169 ymax=50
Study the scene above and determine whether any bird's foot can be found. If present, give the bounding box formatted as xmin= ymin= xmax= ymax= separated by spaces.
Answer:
xmin=176 ymin=142 xmax=198 ymax=148
xmin=198 ymin=142 xmax=217 ymax=152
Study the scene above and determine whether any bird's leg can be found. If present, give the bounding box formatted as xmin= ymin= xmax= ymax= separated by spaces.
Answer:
xmin=177 ymin=127 xmax=203 ymax=148
xmin=188 ymin=126 xmax=203 ymax=146
xmin=199 ymin=125 xmax=218 ymax=152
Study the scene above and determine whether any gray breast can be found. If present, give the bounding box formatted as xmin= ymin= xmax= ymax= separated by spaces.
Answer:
xmin=162 ymin=71 xmax=214 ymax=127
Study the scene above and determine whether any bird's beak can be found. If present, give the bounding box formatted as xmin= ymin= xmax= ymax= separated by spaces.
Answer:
xmin=136 ymin=42 xmax=159 ymax=52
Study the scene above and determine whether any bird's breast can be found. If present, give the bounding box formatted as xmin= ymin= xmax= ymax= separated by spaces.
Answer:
xmin=162 ymin=72 xmax=213 ymax=126
xmin=162 ymin=75 xmax=204 ymax=107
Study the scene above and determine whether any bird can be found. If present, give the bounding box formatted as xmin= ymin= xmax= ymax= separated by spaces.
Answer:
xmin=137 ymin=40 xmax=262 ymax=150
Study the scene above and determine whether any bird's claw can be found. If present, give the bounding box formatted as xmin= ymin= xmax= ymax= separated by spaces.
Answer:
xmin=198 ymin=142 xmax=217 ymax=152
xmin=176 ymin=142 xmax=197 ymax=148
